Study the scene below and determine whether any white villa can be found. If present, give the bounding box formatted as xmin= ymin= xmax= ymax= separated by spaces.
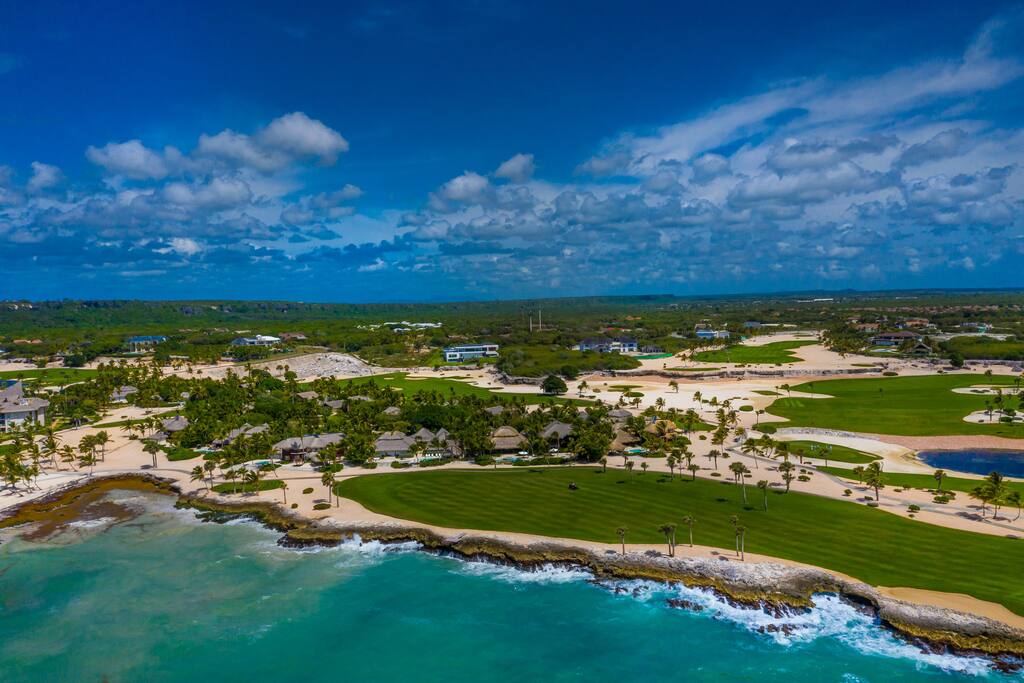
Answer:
xmin=0 ymin=380 xmax=49 ymax=432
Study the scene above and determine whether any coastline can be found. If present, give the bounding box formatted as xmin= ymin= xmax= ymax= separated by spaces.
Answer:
xmin=3 ymin=473 xmax=1023 ymax=664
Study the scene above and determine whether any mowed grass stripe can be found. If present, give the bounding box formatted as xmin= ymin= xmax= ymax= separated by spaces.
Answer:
xmin=338 ymin=468 xmax=1024 ymax=614
xmin=769 ymin=374 xmax=1024 ymax=437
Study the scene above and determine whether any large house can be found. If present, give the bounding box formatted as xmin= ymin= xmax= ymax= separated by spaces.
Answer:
xmin=230 ymin=335 xmax=281 ymax=347
xmin=490 ymin=426 xmax=527 ymax=453
xmin=272 ymin=433 xmax=344 ymax=462
xmin=870 ymin=331 xmax=922 ymax=347
xmin=110 ymin=385 xmax=139 ymax=403
xmin=576 ymin=337 xmax=638 ymax=353
xmin=696 ymin=329 xmax=730 ymax=340
xmin=126 ymin=335 xmax=168 ymax=353
xmin=213 ymin=423 xmax=269 ymax=447
xmin=374 ymin=431 xmax=416 ymax=457
xmin=443 ymin=343 xmax=499 ymax=363
xmin=0 ymin=380 xmax=49 ymax=432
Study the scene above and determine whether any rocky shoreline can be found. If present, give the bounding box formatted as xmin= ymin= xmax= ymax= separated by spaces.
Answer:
xmin=173 ymin=491 xmax=1024 ymax=665
xmin=3 ymin=475 xmax=1023 ymax=668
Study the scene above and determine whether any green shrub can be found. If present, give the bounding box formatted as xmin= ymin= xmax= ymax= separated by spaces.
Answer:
xmin=843 ymin=489 xmax=852 ymax=497
xmin=739 ymin=405 xmax=753 ymax=412
xmin=313 ymin=503 xmax=330 ymax=511
xmin=882 ymin=371 xmax=898 ymax=377
xmin=302 ymin=487 xmax=314 ymax=494
xmin=908 ymin=504 xmax=921 ymax=513
xmin=391 ymin=461 xmax=412 ymax=469
xmin=797 ymin=475 xmax=810 ymax=482
xmin=933 ymin=495 xmax=951 ymax=504
xmin=759 ymin=424 xmax=777 ymax=434
xmin=166 ymin=446 xmax=200 ymax=461
xmin=291 ymin=503 xmax=298 ymax=509
xmin=419 ymin=457 xmax=453 ymax=468
xmin=866 ymin=501 xmax=879 ymax=507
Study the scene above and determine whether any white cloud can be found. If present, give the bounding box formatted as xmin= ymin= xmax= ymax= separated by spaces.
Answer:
xmin=27 ymin=162 xmax=63 ymax=193
xmin=86 ymin=140 xmax=173 ymax=180
xmin=494 ymin=153 xmax=535 ymax=183
xmin=257 ymin=112 xmax=349 ymax=164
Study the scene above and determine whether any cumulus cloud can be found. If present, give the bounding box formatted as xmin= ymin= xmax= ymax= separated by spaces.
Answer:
xmin=494 ymin=153 xmax=535 ymax=182
xmin=26 ymin=162 xmax=63 ymax=193
xmin=86 ymin=140 xmax=173 ymax=179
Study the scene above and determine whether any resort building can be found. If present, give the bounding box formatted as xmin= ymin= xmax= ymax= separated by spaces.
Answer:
xmin=695 ymin=329 xmax=730 ymax=340
xmin=212 ymin=423 xmax=269 ymax=447
xmin=126 ymin=335 xmax=168 ymax=353
xmin=870 ymin=331 xmax=922 ymax=347
xmin=443 ymin=343 xmax=499 ymax=363
xmin=272 ymin=433 xmax=344 ymax=462
xmin=374 ymin=431 xmax=416 ymax=457
xmin=489 ymin=426 xmax=527 ymax=453
xmin=0 ymin=380 xmax=49 ymax=432
xmin=576 ymin=337 xmax=638 ymax=353
xmin=230 ymin=335 xmax=281 ymax=347
xmin=110 ymin=385 xmax=139 ymax=403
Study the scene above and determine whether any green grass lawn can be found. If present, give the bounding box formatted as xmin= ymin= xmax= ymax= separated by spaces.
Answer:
xmin=818 ymin=466 xmax=1024 ymax=496
xmin=334 ymin=372 xmax=590 ymax=405
xmin=769 ymin=374 xmax=1024 ymax=437
xmin=338 ymin=467 xmax=1024 ymax=614
xmin=165 ymin=446 xmax=201 ymax=461
xmin=751 ymin=390 xmax=780 ymax=396
xmin=497 ymin=344 xmax=640 ymax=377
xmin=692 ymin=340 xmax=816 ymax=365
xmin=782 ymin=440 xmax=879 ymax=464
xmin=0 ymin=368 xmax=97 ymax=384
xmin=211 ymin=479 xmax=285 ymax=494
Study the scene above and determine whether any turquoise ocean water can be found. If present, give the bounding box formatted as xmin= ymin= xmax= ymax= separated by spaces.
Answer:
xmin=0 ymin=490 xmax=1016 ymax=682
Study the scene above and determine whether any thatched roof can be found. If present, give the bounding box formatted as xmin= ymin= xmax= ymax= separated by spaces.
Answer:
xmin=541 ymin=420 xmax=573 ymax=440
xmin=490 ymin=425 xmax=526 ymax=451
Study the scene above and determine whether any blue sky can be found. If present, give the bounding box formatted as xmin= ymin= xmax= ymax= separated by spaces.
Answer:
xmin=1 ymin=1 xmax=1023 ymax=301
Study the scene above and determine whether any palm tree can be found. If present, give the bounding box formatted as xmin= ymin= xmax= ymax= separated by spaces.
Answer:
xmin=729 ymin=462 xmax=750 ymax=504
xmin=778 ymin=461 xmax=796 ymax=492
xmin=658 ymin=523 xmax=677 ymax=557
xmin=681 ymin=515 xmax=695 ymax=547
xmin=577 ymin=380 xmax=589 ymax=398
xmin=321 ymin=470 xmax=338 ymax=506
xmin=933 ymin=469 xmax=946 ymax=493
xmin=599 ymin=456 xmax=607 ymax=473
xmin=142 ymin=440 xmax=162 ymax=469
xmin=734 ymin=524 xmax=747 ymax=561
xmin=640 ymin=462 xmax=649 ymax=475
xmin=757 ymin=480 xmax=770 ymax=510
xmin=668 ymin=380 xmax=679 ymax=393
xmin=625 ymin=461 xmax=634 ymax=476
xmin=616 ymin=527 xmax=627 ymax=555
xmin=863 ymin=462 xmax=885 ymax=501
xmin=687 ymin=463 xmax=699 ymax=480
xmin=94 ymin=431 xmax=110 ymax=462
xmin=190 ymin=465 xmax=208 ymax=491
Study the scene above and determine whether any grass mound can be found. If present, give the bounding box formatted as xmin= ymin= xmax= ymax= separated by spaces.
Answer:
xmin=692 ymin=340 xmax=816 ymax=365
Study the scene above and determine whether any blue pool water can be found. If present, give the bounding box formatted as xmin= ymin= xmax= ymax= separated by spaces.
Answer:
xmin=0 ymin=490 xmax=1014 ymax=682
xmin=918 ymin=449 xmax=1024 ymax=478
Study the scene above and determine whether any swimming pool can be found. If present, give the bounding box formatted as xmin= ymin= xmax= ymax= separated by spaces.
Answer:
xmin=917 ymin=449 xmax=1024 ymax=478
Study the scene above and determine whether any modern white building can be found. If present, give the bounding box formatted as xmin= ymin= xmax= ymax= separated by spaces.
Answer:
xmin=230 ymin=334 xmax=281 ymax=347
xmin=0 ymin=380 xmax=49 ymax=432
xmin=443 ymin=343 xmax=499 ymax=362
xmin=696 ymin=329 xmax=730 ymax=340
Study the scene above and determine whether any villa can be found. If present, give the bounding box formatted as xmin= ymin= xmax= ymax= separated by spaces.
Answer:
xmin=696 ymin=329 xmax=730 ymax=340
xmin=489 ymin=426 xmax=527 ymax=453
xmin=110 ymin=385 xmax=139 ymax=403
xmin=230 ymin=335 xmax=281 ymax=347
xmin=272 ymin=433 xmax=344 ymax=462
xmin=871 ymin=331 xmax=922 ymax=347
xmin=0 ymin=380 xmax=49 ymax=432
xmin=443 ymin=343 xmax=499 ymax=362
xmin=576 ymin=337 xmax=638 ymax=353
xmin=126 ymin=335 xmax=168 ymax=353
xmin=212 ymin=423 xmax=269 ymax=447
xmin=374 ymin=431 xmax=416 ymax=457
